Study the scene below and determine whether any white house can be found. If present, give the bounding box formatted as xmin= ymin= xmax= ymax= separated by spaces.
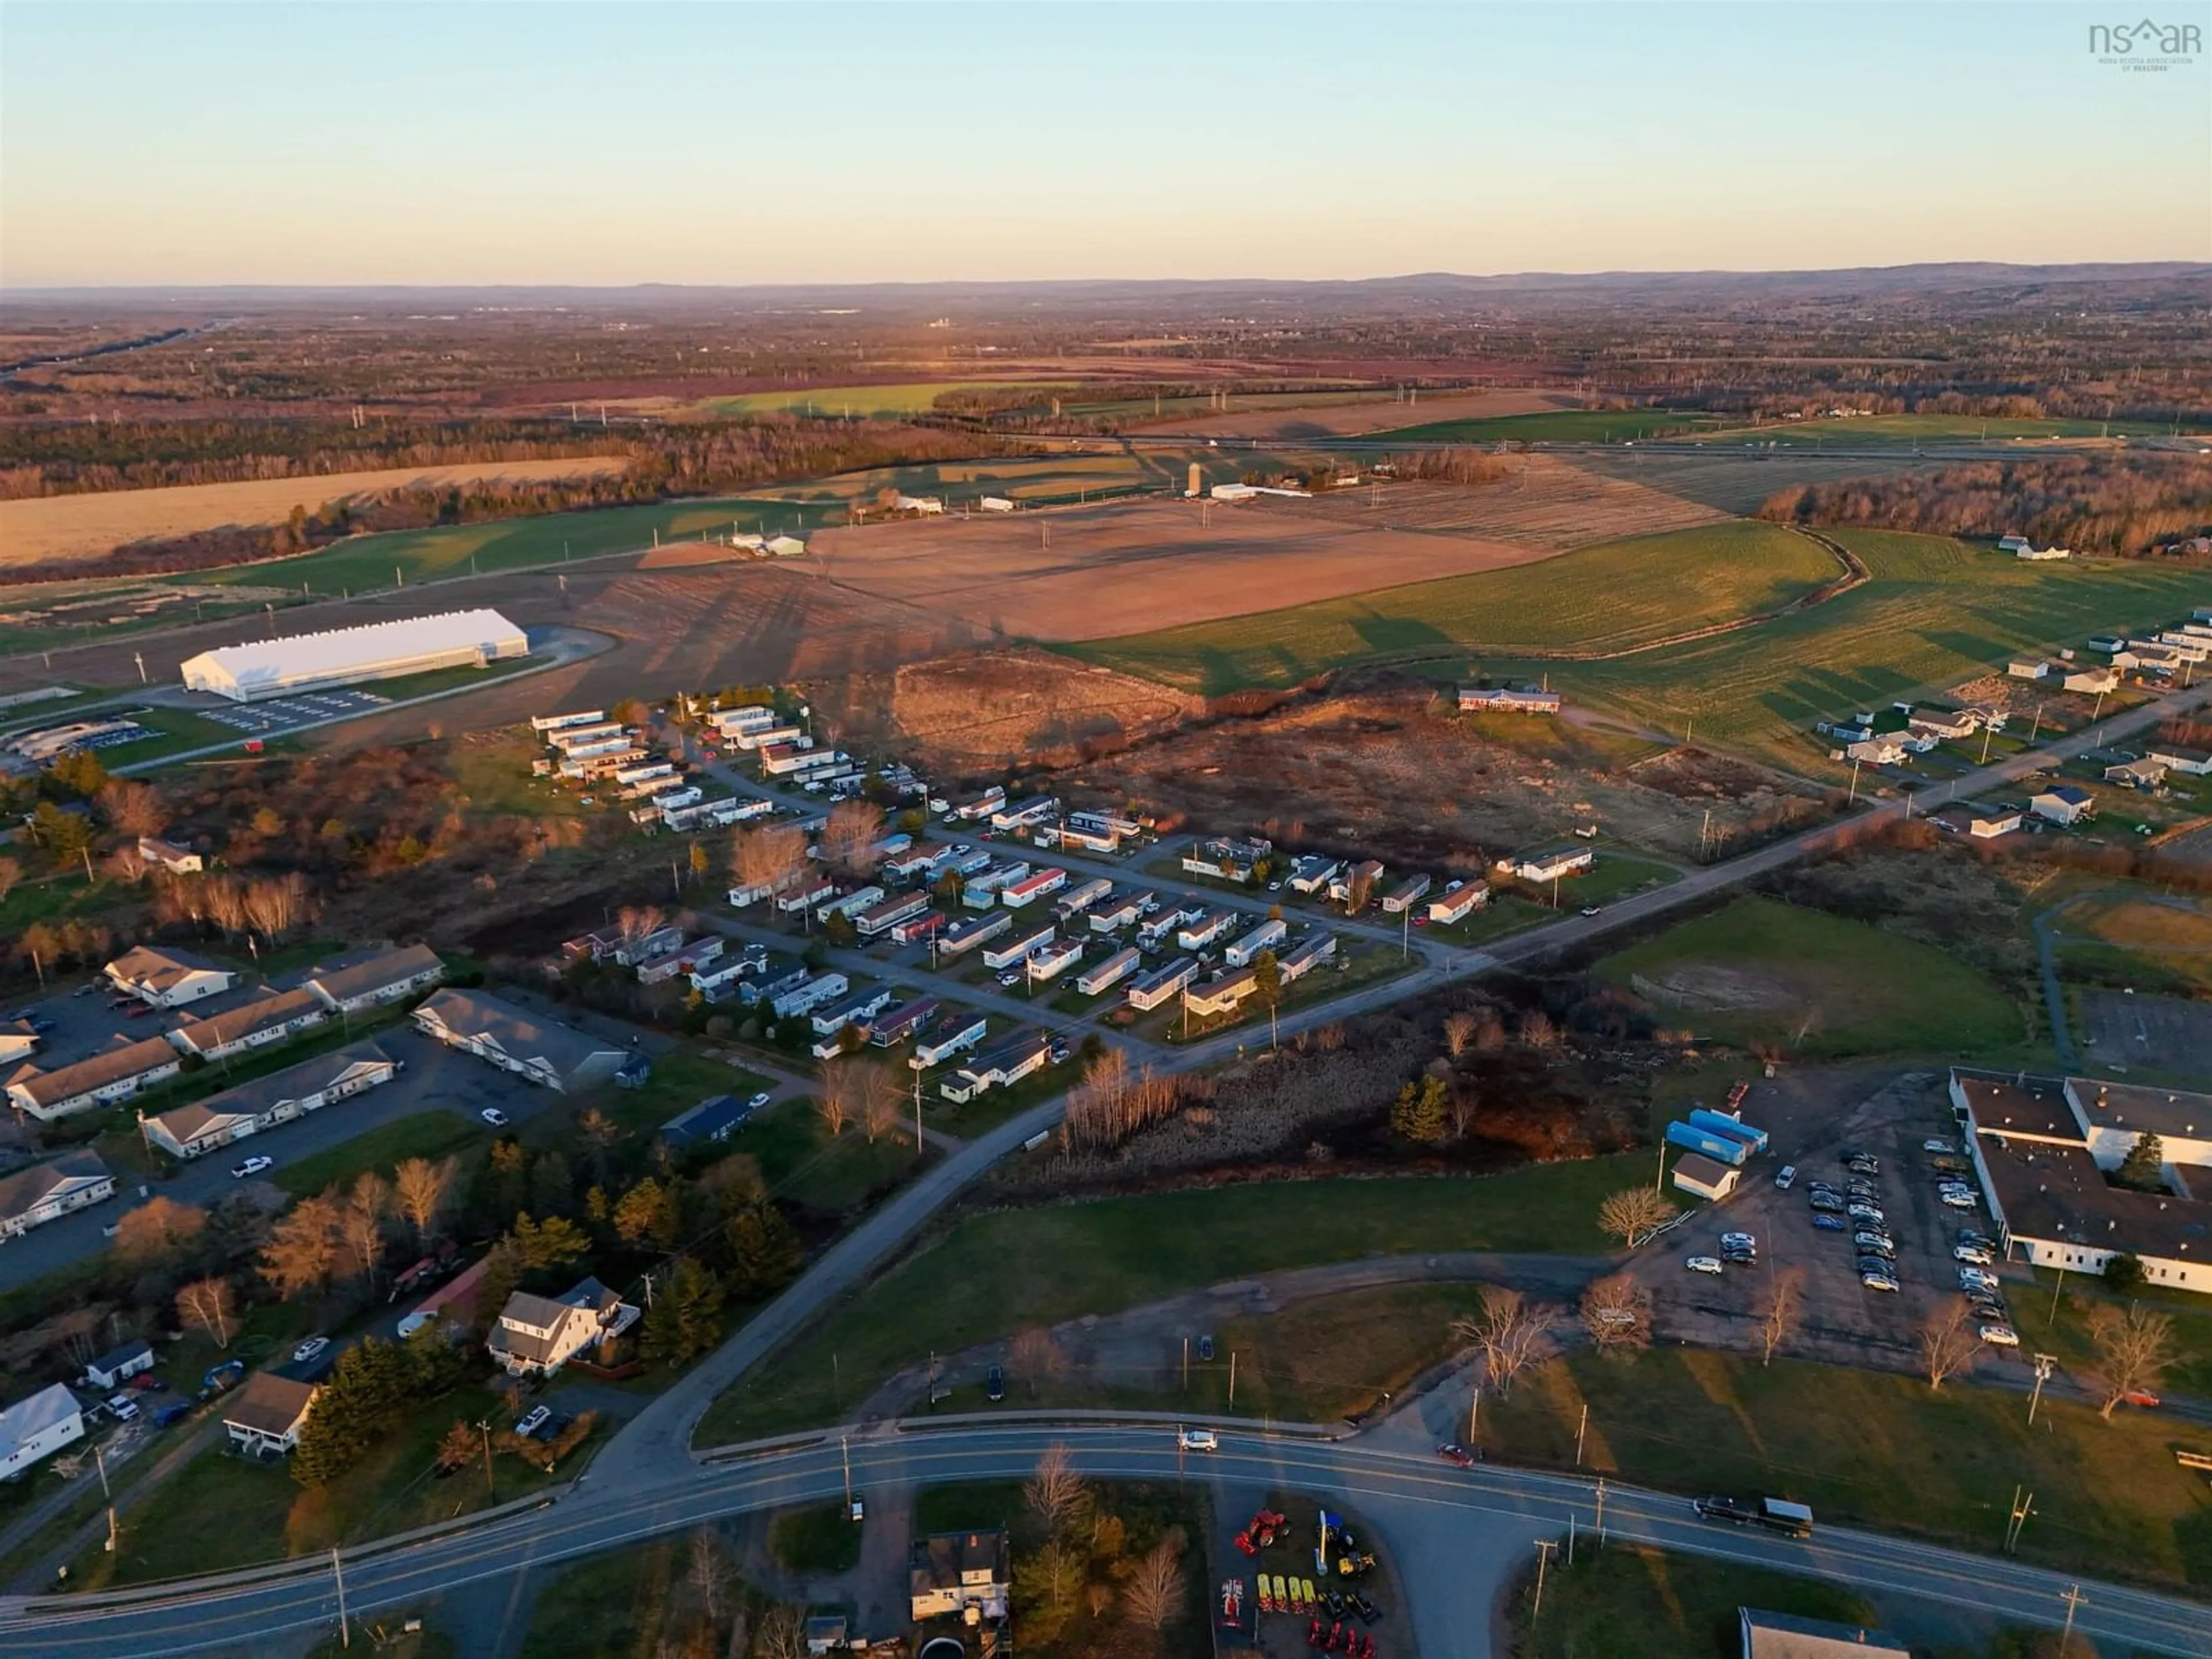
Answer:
xmin=2029 ymin=785 xmax=2093 ymax=826
xmin=1968 ymin=807 xmax=2022 ymax=839
xmin=1428 ymin=883 xmax=1489 ymax=925
xmin=2062 ymin=666 xmax=2120 ymax=696
xmin=0 ymin=1151 xmax=117 ymax=1239
xmin=305 ymin=943 xmax=445 ymax=1013
xmin=412 ymin=989 xmax=628 ymax=1093
xmin=487 ymin=1278 xmax=641 ymax=1376
xmin=1225 ymin=918 xmax=1287 ymax=968
xmin=104 ymin=945 xmax=234 ymax=1009
xmin=136 ymin=836 xmax=203 ymax=874
xmin=6 ymin=1035 xmax=183 ymax=1122
xmin=223 ymin=1373 xmax=319 ymax=1456
xmin=1500 ymin=847 xmax=1595 ymax=884
xmin=0 ymin=1383 xmax=86 ymax=1480
xmin=140 ymin=1043 xmax=398 ymax=1161
xmin=910 ymin=1529 xmax=1011 ymax=1623
xmin=2148 ymin=743 xmax=2212 ymax=777
xmin=168 ymin=987 xmax=329 ymax=1063
xmin=84 ymin=1339 xmax=156 ymax=1391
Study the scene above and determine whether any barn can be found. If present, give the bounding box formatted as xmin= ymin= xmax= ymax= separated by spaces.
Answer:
xmin=180 ymin=609 xmax=529 ymax=701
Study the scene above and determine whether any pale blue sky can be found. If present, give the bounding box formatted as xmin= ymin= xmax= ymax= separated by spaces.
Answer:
xmin=3 ymin=2 xmax=2207 ymax=287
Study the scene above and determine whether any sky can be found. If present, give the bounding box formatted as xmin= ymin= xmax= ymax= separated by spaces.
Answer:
xmin=3 ymin=2 xmax=2208 ymax=288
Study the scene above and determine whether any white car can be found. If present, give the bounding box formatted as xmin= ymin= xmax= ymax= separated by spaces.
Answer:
xmin=230 ymin=1155 xmax=274 ymax=1179
xmin=1941 ymin=1190 xmax=1979 ymax=1209
xmin=293 ymin=1336 xmax=331 ymax=1365
xmin=1720 ymin=1232 xmax=1757 ymax=1251
xmin=1861 ymin=1272 xmax=1900 ymax=1293
xmin=1959 ymin=1267 xmax=1998 ymax=1293
xmin=1177 ymin=1427 xmax=1218 ymax=1452
xmin=397 ymin=1312 xmax=440 ymax=1339
xmin=480 ymin=1108 xmax=509 ymax=1127
xmin=107 ymin=1394 xmax=139 ymax=1422
xmin=1773 ymin=1165 xmax=1797 ymax=1191
xmin=1953 ymin=1245 xmax=1993 ymax=1266
xmin=1979 ymin=1324 xmax=2021 ymax=1347
xmin=515 ymin=1406 xmax=553 ymax=1438
xmin=1923 ymin=1138 xmax=1955 ymax=1154
xmin=748 ymin=1091 xmax=772 ymax=1111
xmin=1685 ymin=1256 xmax=1724 ymax=1275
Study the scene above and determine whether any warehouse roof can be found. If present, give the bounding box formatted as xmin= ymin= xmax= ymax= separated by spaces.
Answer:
xmin=180 ymin=609 xmax=526 ymax=696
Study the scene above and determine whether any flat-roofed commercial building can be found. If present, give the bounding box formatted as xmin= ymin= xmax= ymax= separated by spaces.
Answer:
xmin=180 ymin=609 xmax=528 ymax=702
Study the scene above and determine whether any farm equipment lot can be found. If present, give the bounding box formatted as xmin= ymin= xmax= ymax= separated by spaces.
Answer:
xmin=1631 ymin=1070 xmax=2024 ymax=1380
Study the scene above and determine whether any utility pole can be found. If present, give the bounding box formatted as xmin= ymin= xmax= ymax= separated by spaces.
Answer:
xmin=840 ymin=1432 xmax=853 ymax=1512
xmin=2005 ymin=1484 xmax=2036 ymax=1553
xmin=1531 ymin=1539 xmax=1556 ymax=1620
xmin=914 ymin=1069 xmax=923 ymax=1153
xmin=2028 ymin=1353 xmax=2057 ymax=1425
xmin=479 ymin=1419 xmax=495 ymax=1498
xmin=96 ymin=1442 xmax=117 ymax=1554
xmin=332 ymin=1547 xmax=350 ymax=1649
xmin=2048 ymin=1260 xmax=2069 ymax=1325
xmin=1575 ymin=1402 xmax=1589 ymax=1467
xmin=1181 ymin=1334 xmax=1190 ymax=1390
xmin=1593 ymin=1478 xmax=1608 ymax=1543
xmin=1228 ymin=1349 xmax=1237 ymax=1406
xmin=1469 ymin=1386 xmax=1480 ymax=1445
xmin=2058 ymin=1584 xmax=2085 ymax=1654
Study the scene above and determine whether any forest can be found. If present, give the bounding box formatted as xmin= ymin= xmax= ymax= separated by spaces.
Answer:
xmin=1757 ymin=452 xmax=2212 ymax=556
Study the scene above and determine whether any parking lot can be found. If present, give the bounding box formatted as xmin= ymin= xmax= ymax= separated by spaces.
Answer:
xmin=1634 ymin=1069 xmax=2031 ymax=1380
xmin=191 ymin=688 xmax=389 ymax=736
xmin=2077 ymin=987 xmax=2212 ymax=1081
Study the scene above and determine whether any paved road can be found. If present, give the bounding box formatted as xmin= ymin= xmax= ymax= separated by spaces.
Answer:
xmin=3 ymin=1423 xmax=2204 ymax=1658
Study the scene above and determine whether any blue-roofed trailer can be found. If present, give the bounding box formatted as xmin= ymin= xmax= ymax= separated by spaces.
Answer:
xmin=1666 ymin=1120 xmax=1751 ymax=1166
xmin=1686 ymin=1108 xmax=1768 ymax=1154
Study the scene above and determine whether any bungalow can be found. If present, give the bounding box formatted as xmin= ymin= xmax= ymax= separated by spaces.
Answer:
xmin=1089 ymin=895 xmax=1145 ymax=934
xmin=743 ymin=965 xmax=810 ymax=1009
xmin=1225 ymin=918 xmax=1288 ymax=968
xmin=855 ymin=891 xmax=931 ymax=939
xmin=223 ymin=1373 xmax=321 ymax=1456
xmin=168 ymin=987 xmax=330 ymax=1062
xmin=659 ymin=1096 xmax=755 ymax=1150
xmin=412 ymin=989 xmax=628 ymax=1093
xmin=140 ymin=1042 xmax=399 ymax=1160
xmin=822 ymin=885 xmax=885 ymax=922
xmin=1053 ymin=877 xmax=1115 ymax=919
xmin=811 ymin=984 xmax=895 ymax=1038
xmin=2105 ymin=757 xmax=2169 ymax=790
xmin=1025 ymin=938 xmax=1085 ymax=982
xmin=2029 ymin=785 xmax=2094 ymax=827
xmin=730 ymin=722 xmax=801 ymax=751
xmin=1457 ymin=685 xmax=1563 ymax=714
xmin=1968 ymin=806 xmax=2024 ymax=839
xmin=305 ymin=943 xmax=445 ymax=1014
xmin=2005 ymin=656 xmax=2054 ymax=681
xmin=1183 ymin=968 xmax=1259 ymax=1019
xmin=1182 ymin=837 xmax=1271 ymax=882
xmin=1077 ymin=946 xmax=1141 ymax=997
xmin=1277 ymin=932 xmax=1338 ymax=982
xmin=104 ymin=945 xmax=234 ymax=1009
xmin=84 ymin=1339 xmax=156 ymax=1391
xmin=1138 ymin=906 xmax=1205 ymax=950
xmin=691 ymin=946 xmax=767 ymax=1001
xmin=1126 ymin=956 xmax=1200 ymax=1012
xmin=912 ymin=1011 xmax=989 ymax=1067
xmin=770 ymin=972 xmax=849 ymax=1021
xmin=0 ymin=1382 xmax=85 ymax=1480
xmin=1427 ymin=883 xmax=1490 ymax=925
xmin=988 ymin=795 xmax=1058 ymax=832
xmin=1176 ymin=910 xmax=1237 ymax=951
xmin=1287 ymin=855 xmax=1341 ymax=895
xmin=1846 ymin=734 xmax=1911 ymax=767
xmin=2062 ymin=666 xmax=2120 ymax=696
xmin=961 ymin=861 xmax=1029 ymax=906
xmin=1380 ymin=873 xmax=1432 ymax=914
xmin=487 ymin=1277 xmax=641 ymax=1376
xmin=1000 ymin=868 xmax=1068 ymax=909
xmin=940 ymin=1032 xmax=1052 ymax=1103
xmin=0 ymin=1151 xmax=117 ymax=1240
xmin=952 ymin=786 xmax=1006 ymax=822
xmin=940 ymin=911 xmax=1013 ymax=957
xmin=7 ymin=1035 xmax=183 ymax=1122
xmin=1499 ymin=847 xmax=1595 ymax=884
xmin=883 ymin=843 xmax=946 ymax=880
xmin=869 ymin=997 xmax=940 ymax=1048
xmin=136 ymin=836 xmax=202 ymax=874
xmin=1907 ymin=709 xmax=1978 ymax=741
xmin=1328 ymin=858 xmax=1386 ymax=906
xmin=940 ymin=847 xmax=993 ymax=880
xmin=982 ymin=926 xmax=1055 ymax=971
xmin=2149 ymin=743 xmax=2212 ymax=777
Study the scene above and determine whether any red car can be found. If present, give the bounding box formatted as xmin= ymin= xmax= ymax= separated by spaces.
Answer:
xmin=2122 ymin=1389 xmax=2161 ymax=1409
xmin=1435 ymin=1441 xmax=1476 ymax=1468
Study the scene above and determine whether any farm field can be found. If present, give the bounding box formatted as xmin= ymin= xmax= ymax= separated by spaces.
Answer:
xmin=1251 ymin=456 xmax=1727 ymax=548
xmin=1131 ymin=385 xmax=1577 ymax=439
xmin=0 ymin=457 xmax=630 ymax=568
xmin=1361 ymin=407 xmax=1731 ymax=445
xmin=696 ymin=378 xmax=1070 ymax=418
xmin=696 ymin=1154 xmax=1639 ymax=1444
xmin=1570 ymin=446 xmax=1949 ymax=514
xmin=1062 ymin=518 xmax=1839 ymax=691
xmin=1597 ymin=896 xmax=2026 ymax=1058
xmin=1689 ymin=412 xmax=2187 ymax=446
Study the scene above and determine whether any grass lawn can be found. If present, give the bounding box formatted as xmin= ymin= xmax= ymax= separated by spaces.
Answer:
xmin=2050 ymin=892 xmax=2212 ymax=998
xmin=516 ymin=1536 xmax=705 ymax=1659
xmin=273 ymin=1111 xmax=487 ymax=1197
xmin=1596 ymin=896 xmax=2027 ymax=1058
xmin=1484 ymin=1350 xmax=2212 ymax=1589
xmin=1361 ymin=408 xmax=1730 ymax=445
xmin=1064 ymin=520 xmax=1836 ymax=695
xmin=102 ymin=703 xmax=245 ymax=767
xmin=769 ymin=1500 xmax=862 ymax=1574
xmin=698 ymin=1154 xmax=1639 ymax=1444
xmin=1506 ymin=1544 xmax=1878 ymax=1659
xmin=73 ymin=1380 xmax=573 ymax=1588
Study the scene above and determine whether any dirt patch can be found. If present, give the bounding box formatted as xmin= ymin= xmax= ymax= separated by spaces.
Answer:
xmin=0 ymin=458 xmax=631 ymax=566
xmin=815 ymin=646 xmax=1203 ymax=771
xmin=804 ymin=492 xmax=1565 ymax=642
xmin=1046 ymin=680 xmax=1830 ymax=865
xmin=1629 ymin=965 xmax=1798 ymax=1014
xmin=1139 ymin=386 xmax=1577 ymax=440
xmin=634 ymin=539 xmax=751 ymax=569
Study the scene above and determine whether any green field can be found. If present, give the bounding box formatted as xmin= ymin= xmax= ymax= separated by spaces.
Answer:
xmin=272 ymin=1111 xmax=487 ymax=1197
xmin=1694 ymin=413 xmax=2187 ymax=446
xmin=697 ymin=1155 xmax=1637 ymax=1444
xmin=1073 ymin=526 xmax=2212 ymax=775
xmin=1597 ymin=896 xmax=2026 ymax=1058
xmin=1487 ymin=1349 xmax=2212 ymax=1588
xmin=1063 ymin=520 xmax=1839 ymax=694
xmin=1508 ymin=1545 xmax=1878 ymax=1659
xmin=1362 ymin=408 xmax=1731 ymax=445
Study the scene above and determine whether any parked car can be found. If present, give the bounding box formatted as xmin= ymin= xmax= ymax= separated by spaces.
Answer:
xmin=293 ymin=1336 xmax=330 ymax=1365
xmin=986 ymin=1365 xmax=1005 ymax=1402
xmin=1809 ymin=1194 xmax=1844 ymax=1214
xmin=107 ymin=1394 xmax=139 ymax=1421
xmin=1861 ymin=1271 xmax=1900 ymax=1293
xmin=1198 ymin=1334 xmax=1215 ymax=1362
xmin=230 ymin=1155 xmax=275 ymax=1179
xmin=2122 ymin=1389 xmax=2161 ymax=1408
xmin=1721 ymin=1232 xmax=1756 ymax=1250
xmin=1959 ymin=1267 xmax=1998 ymax=1293
xmin=1810 ymin=1213 xmax=1846 ymax=1232
xmin=747 ymin=1091 xmax=772 ymax=1111
xmin=1854 ymin=1236 xmax=1896 ymax=1257
xmin=515 ymin=1406 xmax=552 ymax=1438
xmin=397 ymin=1312 xmax=440 ymax=1339
xmin=151 ymin=1402 xmax=192 ymax=1430
xmin=1979 ymin=1324 xmax=2021 ymax=1348
xmin=1685 ymin=1256 xmax=1724 ymax=1275
xmin=1773 ymin=1165 xmax=1797 ymax=1190
xmin=1953 ymin=1245 xmax=1993 ymax=1266
xmin=1178 ymin=1428 xmax=1218 ymax=1452
xmin=1923 ymin=1138 xmax=1955 ymax=1154
xmin=480 ymin=1108 xmax=509 ymax=1127
xmin=1941 ymin=1191 xmax=1980 ymax=1210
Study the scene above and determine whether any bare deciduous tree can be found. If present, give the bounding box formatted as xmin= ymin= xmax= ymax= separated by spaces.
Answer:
xmin=1124 ymin=1532 xmax=1187 ymax=1629
xmin=97 ymin=780 xmax=169 ymax=839
xmin=1518 ymin=1010 xmax=1560 ymax=1052
xmin=616 ymin=903 xmax=666 ymax=953
xmin=1442 ymin=1010 xmax=1478 ymax=1058
xmin=1579 ymin=1272 xmax=1653 ymax=1357
xmin=1597 ymin=1187 xmax=1676 ymax=1249
xmin=340 ymin=1172 xmax=391 ymax=1282
xmin=1920 ymin=1298 xmax=1980 ymax=1391
xmin=733 ymin=824 xmax=807 ymax=895
xmin=393 ymin=1154 xmax=459 ymax=1246
xmin=1451 ymin=1286 xmax=1558 ymax=1397
xmin=261 ymin=1192 xmax=342 ymax=1298
xmin=819 ymin=800 xmax=887 ymax=874
xmin=853 ymin=1059 xmax=903 ymax=1144
xmin=175 ymin=1277 xmax=236 ymax=1348
xmin=241 ymin=871 xmax=317 ymax=940
xmin=1063 ymin=1050 xmax=1179 ymax=1151
xmin=1010 ymin=1325 xmax=1067 ymax=1397
xmin=813 ymin=1061 xmax=852 ymax=1138
xmin=113 ymin=1195 xmax=206 ymax=1264
xmin=750 ymin=1604 xmax=806 ymax=1659
xmin=0 ymin=855 xmax=21 ymax=904
xmin=1024 ymin=1441 xmax=1090 ymax=1536
xmin=687 ymin=1528 xmax=736 ymax=1627
xmin=1757 ymin=1267 xmax=1806 ymax=1367
xmin=2087 ymin=1303 xmax=2174 ymax=1419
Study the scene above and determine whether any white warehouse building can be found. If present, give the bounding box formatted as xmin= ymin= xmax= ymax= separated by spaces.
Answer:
xmin=180 ymin=608 xmax=530 ymax=702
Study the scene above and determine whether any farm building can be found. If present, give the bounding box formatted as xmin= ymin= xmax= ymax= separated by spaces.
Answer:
xmin=141 ymin=1042 xmax=398 ymax=1161
xmin=2029 ymin=786 xmax=2093 ymax=826
xmin=0 ymin=1150 xmax=117 ymax=1239
xmin=1428 ymin=883 xmax=1489 ymax=925
xmin=180 ymin=608 xmax=528 ymax=702
xmin=1671 ymin=1153 xmax=1741 ymax=1202
xmin=1458 ymin=685 xmax=1563 ymax=714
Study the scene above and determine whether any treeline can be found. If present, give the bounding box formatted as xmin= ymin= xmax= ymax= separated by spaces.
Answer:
xmin=1757 ymin=452 xmax=2212 ymax=557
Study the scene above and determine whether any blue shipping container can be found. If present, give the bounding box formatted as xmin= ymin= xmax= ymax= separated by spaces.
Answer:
xmin=1686 ymin=1109 xmax=1769 ymax=1154
xmin=1666 ymin=1120 xmax=1750 ymax=1166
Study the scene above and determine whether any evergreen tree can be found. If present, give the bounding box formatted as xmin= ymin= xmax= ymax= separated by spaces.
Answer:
xmin=641 ymin=1258 xmax=726 ymax=1366
xmin=1391 ymin=1076 xmax=1449 ymax=1143
xmin=726 ymin=1202 xmax=802 ymax=1300
xmin=2116 ymin=1132 xmax=2165 ymax=1192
